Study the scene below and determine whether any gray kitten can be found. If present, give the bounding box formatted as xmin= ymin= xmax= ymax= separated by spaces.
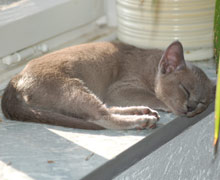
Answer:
xmin=1 ymin=41 xmax=215 ymax=130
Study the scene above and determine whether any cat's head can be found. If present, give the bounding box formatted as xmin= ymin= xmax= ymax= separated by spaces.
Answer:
xmin=155 ymin=41 xmax=215 ymax=117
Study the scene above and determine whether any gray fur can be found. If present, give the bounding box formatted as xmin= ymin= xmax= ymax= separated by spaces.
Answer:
xmin=1 ymin=41 xmax=215 ymax=130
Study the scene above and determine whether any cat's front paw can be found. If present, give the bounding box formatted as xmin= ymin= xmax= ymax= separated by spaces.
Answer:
xmin=135 ymin=113 xmax=160 ymax=130
xmin=132 ymin=106 xmax=160 ymax=118
xmin=109 ymin=106 xmax=160 ymax=118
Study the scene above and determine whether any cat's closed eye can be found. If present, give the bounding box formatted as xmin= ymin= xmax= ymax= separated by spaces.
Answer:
xmin=179 ymin=83 xmax=190 ymax=99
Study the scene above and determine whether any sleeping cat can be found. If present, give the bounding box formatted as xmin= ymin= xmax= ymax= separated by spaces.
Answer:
xmin=1 ymin=41 xmax=215 ymax=130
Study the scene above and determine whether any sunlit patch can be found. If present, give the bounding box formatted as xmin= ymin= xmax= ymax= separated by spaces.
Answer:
xmin=48 ymin=128 xmax=146 ymax=159
xmin=23 ymin=95 xmax=29 ymax=102
xmin=16 ymin=74 xmax=34 ymax=91
xmin=0 ymin=161 xmax=34 ymax=180
xmin=17 ymin=78 xmax=25 ymax=89
xmin=0 ymin=0 xmax=28 ymax=11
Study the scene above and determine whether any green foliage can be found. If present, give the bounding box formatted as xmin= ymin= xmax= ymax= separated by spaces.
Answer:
xmin=214 ymin=0 xmax=220 ymax=154
xmin=214 ymin=0 xmax=220 ymax=66
xmin=215 ymin=62 xmax=220 ymax=152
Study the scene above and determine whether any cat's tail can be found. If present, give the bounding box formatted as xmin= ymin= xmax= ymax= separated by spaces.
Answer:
xmin=1 ymin=82 xmax=104 ymax=130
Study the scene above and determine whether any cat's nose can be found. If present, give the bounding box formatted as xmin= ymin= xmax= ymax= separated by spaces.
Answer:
xmin=187 ymin=105 xmax=196 ymax=112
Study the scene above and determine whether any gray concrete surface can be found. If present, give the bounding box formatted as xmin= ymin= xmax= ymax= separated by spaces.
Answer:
xmin=115 ymin=113 xmax=220 ymax=180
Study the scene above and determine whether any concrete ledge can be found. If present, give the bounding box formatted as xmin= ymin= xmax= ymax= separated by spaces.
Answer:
xmin=115 ymin=110 xmax=219 ymax=180
xmin=82 ymin=102 xmax=214 ymax=180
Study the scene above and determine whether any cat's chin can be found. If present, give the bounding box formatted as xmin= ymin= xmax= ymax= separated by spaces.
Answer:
xmin=174 ymin=109 xmax=201 ymax=118
xmin=172 ymin=102 xmax=208 ymax=118
xmin=186 ymin=103 xmax=208 ymax=117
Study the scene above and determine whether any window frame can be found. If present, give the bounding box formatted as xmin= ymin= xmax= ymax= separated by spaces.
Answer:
xmin=0 ymin=0 xmax=104 ymax=58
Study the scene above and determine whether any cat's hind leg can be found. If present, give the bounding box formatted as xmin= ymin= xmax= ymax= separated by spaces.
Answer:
xmin=53 ymin=78 xmax=159 ymax=130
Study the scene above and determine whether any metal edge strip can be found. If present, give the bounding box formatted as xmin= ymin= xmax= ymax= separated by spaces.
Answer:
xmin=81 ymin=102 xmax=214 ymax=180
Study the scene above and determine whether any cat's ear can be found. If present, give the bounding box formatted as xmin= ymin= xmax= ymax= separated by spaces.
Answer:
xmin=159 ymin=41 xmax=186 ymax=74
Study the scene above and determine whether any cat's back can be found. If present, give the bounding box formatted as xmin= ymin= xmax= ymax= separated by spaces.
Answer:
xmin=10 ymin=42 xmax=136 ymax=98
xmin=21 ymin=42 xmax=131 ymax=75
xmin=19 ymin=42 xmax=160 ymax=74
xmin=12 ymin=42 xmax=163 ymax=86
